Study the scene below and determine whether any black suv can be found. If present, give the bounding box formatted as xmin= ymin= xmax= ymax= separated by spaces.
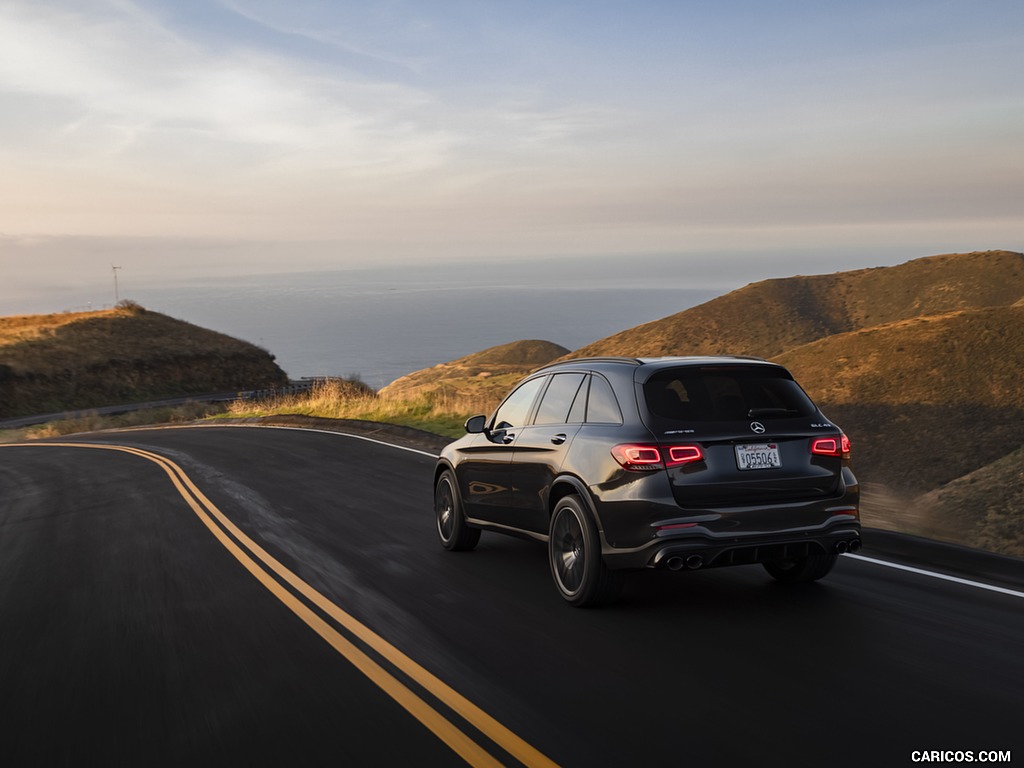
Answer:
xmin=434 ymin=356 xmax=860 ymax=606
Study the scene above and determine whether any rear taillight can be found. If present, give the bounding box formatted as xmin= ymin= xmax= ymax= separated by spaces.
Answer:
xmin=612 ymin=444 xmax=705 ymax=471
xmin=810 ymin=434 xmax=851 ymax=459
xmin=666 ymin=445 xmax=704 ymax=467
xmin=611 ymin=444 xmax=663 ymax=471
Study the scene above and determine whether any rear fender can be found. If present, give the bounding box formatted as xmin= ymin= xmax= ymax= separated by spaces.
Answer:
xmin=549 ymin=476 xmax=603 ymax=531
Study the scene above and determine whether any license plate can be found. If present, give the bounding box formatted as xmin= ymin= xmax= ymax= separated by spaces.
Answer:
xmin=735 ymin=443 xmax=781 ymax=470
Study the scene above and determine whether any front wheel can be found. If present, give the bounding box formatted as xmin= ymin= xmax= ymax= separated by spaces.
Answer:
xmin=548 ymin=495 xmax=623 ymax=607
xmin=435 ymin=470 xmax=480 ymax=551
xmin=763 ymin=550 xmax=838 ymax=583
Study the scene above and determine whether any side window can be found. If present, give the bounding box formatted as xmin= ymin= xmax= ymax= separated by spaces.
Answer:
xmin=566 ymin=376 xmax=588 ymax=424
xmin=534 ymin=373 xmax=586 ymax=425
xmin=492 ymin=376 xmax=546 ymax=430
xmin=586 ymin=374 xmax=623 ymax=425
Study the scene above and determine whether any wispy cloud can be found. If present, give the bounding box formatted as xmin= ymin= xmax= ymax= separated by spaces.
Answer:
xmin=216 ymin=0 xmax=433 ymax=75
xmin=0 ymin=0 xmax=1020 ymax=254
xmin=0 ymin=0 xmax=457 ymax=179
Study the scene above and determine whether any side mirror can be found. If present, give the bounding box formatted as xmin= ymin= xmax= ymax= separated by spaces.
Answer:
xmin=464 ymin=414 xmax=487 ymax=434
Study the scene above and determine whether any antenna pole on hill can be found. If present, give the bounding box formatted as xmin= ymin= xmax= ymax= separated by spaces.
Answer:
xmin=111 ymin=265 xmax=122 ymax=304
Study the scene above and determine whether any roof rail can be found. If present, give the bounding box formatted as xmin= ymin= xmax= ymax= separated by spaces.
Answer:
xmin=535 ymin=356 xmax=643 ymax=370
xmin=534 ymin=354 xmax=771 ymax=374
xmin=634 ymin=354 xmax=770 ymax=363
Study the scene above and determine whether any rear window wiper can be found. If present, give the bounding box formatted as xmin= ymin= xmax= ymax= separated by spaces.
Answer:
xmin=747 ymin=407 xmax=800 ymax=418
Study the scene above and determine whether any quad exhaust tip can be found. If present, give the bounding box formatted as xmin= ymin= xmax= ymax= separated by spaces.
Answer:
xmin=835 ymin=540 xmax=861 ymax=554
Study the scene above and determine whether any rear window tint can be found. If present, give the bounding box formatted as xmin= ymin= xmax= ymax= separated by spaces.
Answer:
xmin=643 ymin=366 xmax=815 ymax=422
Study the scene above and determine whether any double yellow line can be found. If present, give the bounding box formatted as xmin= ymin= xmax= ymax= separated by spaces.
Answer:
xmin=4 ymin=442 xmax=558 ymax=768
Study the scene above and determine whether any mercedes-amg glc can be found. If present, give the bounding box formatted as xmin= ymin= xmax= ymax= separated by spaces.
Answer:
xmin=434 ymin=356 xmax=860 ymax=606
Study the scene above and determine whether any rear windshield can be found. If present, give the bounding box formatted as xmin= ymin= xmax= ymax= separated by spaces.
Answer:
xmin=643 ymin=366 xmax=816 ymax=423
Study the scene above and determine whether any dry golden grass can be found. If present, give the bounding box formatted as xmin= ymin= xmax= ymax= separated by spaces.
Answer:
xmin=776 ymin=305 xmax=1024 ymax=408
xmin=1 ymin=303 xmax=287 ymax=417
xmin=0 ymin=302 xmax=275 ymax=375
xmin=569 ymin=250 xmax=1024 ymax=360
xmin=223 ymin=379 xmax=498 ymax=438
xmin=0 ymin=309 xmax=99 ymax=346
xmin=379 ymin=339 xmax=566 ymax=402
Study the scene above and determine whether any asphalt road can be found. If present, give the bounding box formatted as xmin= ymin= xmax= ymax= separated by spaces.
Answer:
xmin=1 ymin=426 xmax=1020 ymax=767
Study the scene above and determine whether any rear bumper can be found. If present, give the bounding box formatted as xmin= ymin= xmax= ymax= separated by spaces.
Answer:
xmin=600 ymin=517 xmax=862 ymax=570
xmin=592 ymin=467 xmax=860 ymax=570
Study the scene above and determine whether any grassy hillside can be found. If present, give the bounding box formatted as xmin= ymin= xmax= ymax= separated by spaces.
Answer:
xmin=379 ymin=339 xmax=568 ymax=410
xmin=377 ymin=250 xmax=1023 ymax=557
xmin=911 ymin=445 xmax=1024 ymax=559
xmin=777 ymin=305 xmax=1024 ymax=409
xmin=569 ymin=250 xmax=1024 ymax=359
xmin=0 ymin=303 xmax=288 ymax=418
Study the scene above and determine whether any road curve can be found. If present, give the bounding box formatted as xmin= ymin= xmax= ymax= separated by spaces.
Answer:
xmin=1 ymin=426 xmax=1021 ymax=767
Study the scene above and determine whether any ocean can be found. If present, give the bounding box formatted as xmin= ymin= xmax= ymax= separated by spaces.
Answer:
xmin=127 ymin=261 xmax=722 ymax=388
xmin=101 ymin=257 xmax=737 ymax=391
xmin=10 ymin=248 xmax=907 ymax=389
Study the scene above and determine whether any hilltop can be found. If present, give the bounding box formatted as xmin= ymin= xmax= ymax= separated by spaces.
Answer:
xmin=568 ymin=250 xmax=1024 ymax=359
xmin=379 ymin=339 xmax=568 ymax=408
xmin=0 ymin=303 xmax=288 ymax=418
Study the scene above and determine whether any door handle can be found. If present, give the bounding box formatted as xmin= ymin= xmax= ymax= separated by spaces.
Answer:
xmin=550 ymin=433 xmax=567 ymax=445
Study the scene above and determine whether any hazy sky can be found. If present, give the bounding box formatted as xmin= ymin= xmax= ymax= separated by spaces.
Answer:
xmin=1 ymin=0 xmax=1022 ymax=307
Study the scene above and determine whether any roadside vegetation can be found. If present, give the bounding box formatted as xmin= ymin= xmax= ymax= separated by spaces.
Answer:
xmin=0 ymin=378 xmax=498 ymax=443
xmin=217 ymin=378 xmax=497 ymax=438
xmin=0 ymin=401 xmax=228 ymax=443
xmin=379 ymin=339 xmax=568 ymax=405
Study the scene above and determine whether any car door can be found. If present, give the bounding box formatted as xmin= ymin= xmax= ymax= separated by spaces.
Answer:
xmin=458 ymin=374 xmax=547 ymax=523
xmin=505 ymin=372 xmax=588 ymax=534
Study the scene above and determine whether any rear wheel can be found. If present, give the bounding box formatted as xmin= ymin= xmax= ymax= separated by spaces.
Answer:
xmin=763 ymin=550 xmax=838 ymax=583
xmin=548 ymin=495 xmax=623 ymax=607
xmin=435 ymin=470 xmax=480 ymax=551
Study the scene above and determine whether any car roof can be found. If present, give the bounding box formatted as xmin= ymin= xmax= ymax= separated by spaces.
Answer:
xmin=534 ymin=355 xmax=775 ymax=374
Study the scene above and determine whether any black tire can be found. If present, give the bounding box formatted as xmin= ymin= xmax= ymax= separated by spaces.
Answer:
xmin=548 ymin=495 xmax=623 ymax=607
xmin=435 ymin=470 xmax=480 ymax=551
xmin=763 ymin=550 xmax=838 ymax=583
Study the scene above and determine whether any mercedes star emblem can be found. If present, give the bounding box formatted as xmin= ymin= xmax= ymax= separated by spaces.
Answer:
xmin=750 ymin=421 xmax=766 ymax=434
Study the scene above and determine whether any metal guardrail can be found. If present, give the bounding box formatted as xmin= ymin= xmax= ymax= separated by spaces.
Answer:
xmin=0 ymin=377 xmax=368 ymax=429
xmin=234 ymin=377 xmax=354 ymax=402
xmin=235 ymin=382 xmax=313 ymax=402
xmin=0 ymin=379 xmax=336 ymax=429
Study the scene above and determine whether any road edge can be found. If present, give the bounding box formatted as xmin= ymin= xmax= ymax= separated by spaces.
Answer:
xmin=860 ymin=528 xmax=1024 ymax=593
